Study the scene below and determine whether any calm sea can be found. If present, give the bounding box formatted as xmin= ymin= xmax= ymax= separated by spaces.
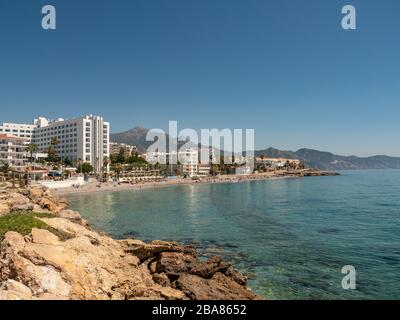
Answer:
xmin=67 ymin=170 xmax=400 ymax=299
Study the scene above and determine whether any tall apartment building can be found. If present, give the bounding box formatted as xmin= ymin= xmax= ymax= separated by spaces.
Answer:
xmin=0 ymin=134 xmax=27 ymax=169
xmin=110 ymin=142 xmax=137 ymax=158
xmin=0 ymin=115 xmax=110 ymax=173
xmin=0 ymin=122 xmax=36 ymax=143
xmin=180 ymin=148 xmax=199 ymax=177
xmin=147 ymin=148 xmax=211 ymax=177
xmin=31 ymin=115 xmax=110 ymax=173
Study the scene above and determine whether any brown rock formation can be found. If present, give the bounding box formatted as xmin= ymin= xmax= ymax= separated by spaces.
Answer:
xmin=0 ymin=187 xmax=261 ymax=300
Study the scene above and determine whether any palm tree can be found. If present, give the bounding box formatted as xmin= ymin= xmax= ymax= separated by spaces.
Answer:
xmin=115 ymin=164 xmax=124 ymax=181
xmin=1 ymin=162 xmax=16 ymax=188
xmin=103 ymin=156 xmax=109 ymax=170
xmin=0 ymin=161 xmax=10 ymax=179
xmin=27 ymin=143 xmax=38 ymax=163
xmin=47 ymin=137 xmax=60 ymax=164
xmin=102 ymin=156 xmax=110 ymax=182
xmin=77 ymin=158 xmax=83 ymax=173
xmin=51 ymin=137 xmax=60 ymax=146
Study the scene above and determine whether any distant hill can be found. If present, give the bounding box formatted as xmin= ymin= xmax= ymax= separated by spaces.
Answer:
xmin=110 ymin=126 xmax=192 ymax=153
xmin=254 ymin=148 xmax=400 ymax=170
xmin=110 ymin=127 xmax=151 ymax=153
xmin=111 ymin=127 xmax=400 ymax=170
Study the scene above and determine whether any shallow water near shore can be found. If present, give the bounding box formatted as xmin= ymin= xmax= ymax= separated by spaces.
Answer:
xmin=67 ymin=170 xmax=400 ymax=299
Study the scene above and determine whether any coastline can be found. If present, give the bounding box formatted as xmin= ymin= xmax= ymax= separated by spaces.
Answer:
xmin=55 ymin=170 xmax=338 ymax=196
xmin=0 ymin=170 xmax=337 ymax=299
xmin=0 ymin=186 xmax=262 ymax=300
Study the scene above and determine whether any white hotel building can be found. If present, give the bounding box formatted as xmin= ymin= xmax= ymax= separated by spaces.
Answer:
xmin=0 ymin=134 xmax=27 ymax=169
xmin=0 ymin=122 xmax=36 ymax=143
xmin=147 ymin=148 xmax=211 ymax=178
xmin=1 ymin=115 xmax=110 ymax=173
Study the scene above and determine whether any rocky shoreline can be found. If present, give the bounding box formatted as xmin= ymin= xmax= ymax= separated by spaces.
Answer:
xmin=0 ymin=186 xmax=261 ymax=300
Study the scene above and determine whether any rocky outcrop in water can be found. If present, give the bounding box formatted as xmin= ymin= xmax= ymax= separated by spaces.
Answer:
xmin=0 ymin=187 xmax=260 ymax=300
xmin=119 ymin=240 xmax=259 ymax=300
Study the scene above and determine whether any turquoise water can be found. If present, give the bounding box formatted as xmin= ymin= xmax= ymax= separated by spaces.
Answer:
xmin=67 ymin=170 xmax=400 ymax=299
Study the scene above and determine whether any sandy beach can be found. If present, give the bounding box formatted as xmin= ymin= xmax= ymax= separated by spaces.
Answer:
xmin=54 ymin=170 xmax=337 ymax=196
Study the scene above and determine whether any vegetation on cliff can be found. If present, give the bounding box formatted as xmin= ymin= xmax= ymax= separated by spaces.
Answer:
xmin=0 ymin=212 xmax=73 ymax=242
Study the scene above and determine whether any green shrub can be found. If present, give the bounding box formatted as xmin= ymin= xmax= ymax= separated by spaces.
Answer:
xmin=0 ymin=212 xmax=73 ymax=242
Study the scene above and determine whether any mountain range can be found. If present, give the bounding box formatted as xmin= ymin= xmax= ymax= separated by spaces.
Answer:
xmin=110 ymin=126 xmax=192 ymax=154
xmin=111 ymin=127 xmax=400 ymax=170
xmin=254 ymin=148 xmax=400 ymax=170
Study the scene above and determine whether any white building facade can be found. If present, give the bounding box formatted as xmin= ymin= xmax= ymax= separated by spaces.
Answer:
xmin=31 ymin=115 xmax=110 ymax=173
xmin=0 ymin=134 xmax=28 ymax=169
xmin=147 ymin=148 xmax=212 ymax=178
xmin=0 ymin=115 xmax=110 ymax=174
xmin=110 ymin=142 xmax=137 ymax=157
xmin=0 ymin=123 xmax=36 ymax=143
xmin=179 ymin=148 xmax=199 ymax=177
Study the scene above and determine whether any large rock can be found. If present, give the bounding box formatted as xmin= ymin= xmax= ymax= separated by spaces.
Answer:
xmin=38 ymin=197 xmax=67 ymax=214
xmin=11 ymin=203 xmax=35 ymax=212
xmin=155 ymin=253 xmax=233 ymax=281
xmin=174 ymin=273 xmax=259 ymax=300
xmin=156 ymin=252 xmax=196 ymax=278
xmin=152 ymin=273 xmax=170 ymax=287
xmin=0 ymin=280 xmax=33 ymax=300
xmin=190 ymin=256 xmax=231 ymax=279
xmin=28 ymin=187 xmax=46 ymax=201
xmin=119 ymin=239 xmax=197 ymax=262
xmin=31 ymin=228 xmax=60 ymax=245
xmin=57 ymin=209 xmax=88 ymax=226
xmin=0 ymin=190 xmax=32 ymax=213
xmin=225 ymin=266 xmax=248 ymax=286
xmin=32 ymin=204 xmax=53 ymax=214
xmin=0 ymin=219 xmax=186 ymax=300
xmin=0 ymin=202 xmax=10 ymax=215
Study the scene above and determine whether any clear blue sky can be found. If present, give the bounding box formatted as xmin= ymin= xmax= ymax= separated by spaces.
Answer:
xmin=0 ymin=0 xmax=399 ymax=156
